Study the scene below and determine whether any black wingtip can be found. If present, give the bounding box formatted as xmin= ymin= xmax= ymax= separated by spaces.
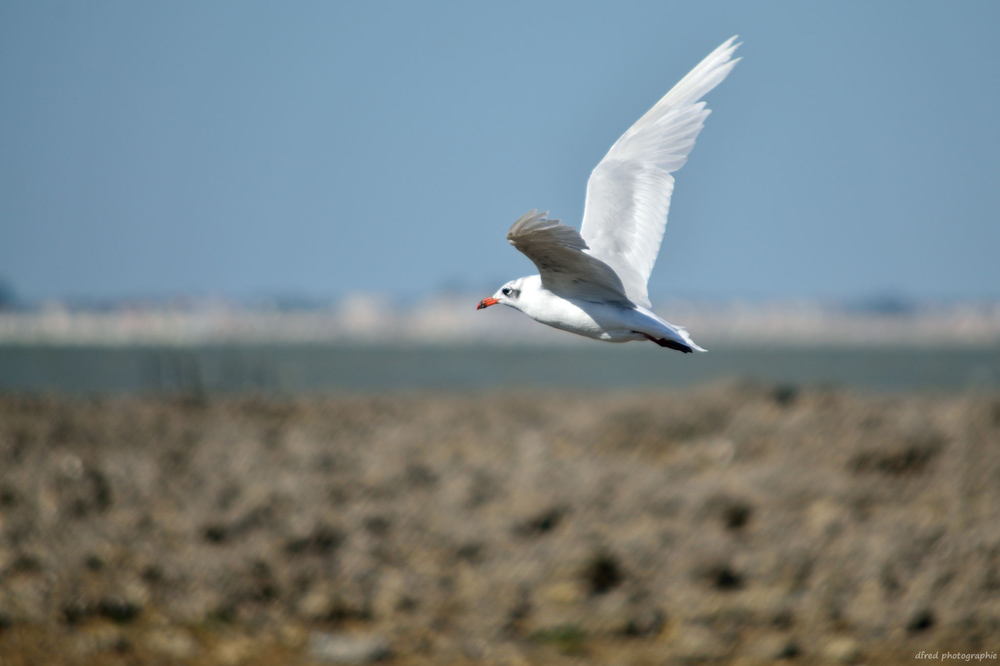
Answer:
xmin=655 ymin=338 xmax=693 ymax=353
xmin=634 ymin=331 xmax=694 ymax=353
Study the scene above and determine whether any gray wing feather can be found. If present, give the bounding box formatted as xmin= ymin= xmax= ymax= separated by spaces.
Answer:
xmin=507 ymin=210 xmax=633 ymax=305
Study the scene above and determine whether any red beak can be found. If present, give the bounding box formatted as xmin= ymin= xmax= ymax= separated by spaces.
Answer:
xmin=476 ymin=297 xmax=499 ymax=310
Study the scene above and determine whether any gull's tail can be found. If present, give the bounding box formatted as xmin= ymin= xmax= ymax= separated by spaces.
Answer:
xmin=638 ymin=318 xmax=707 ymax=353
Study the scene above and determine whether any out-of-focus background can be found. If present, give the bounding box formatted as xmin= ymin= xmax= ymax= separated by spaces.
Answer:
xmin=1 ymin=1 xmax=998 ymax=665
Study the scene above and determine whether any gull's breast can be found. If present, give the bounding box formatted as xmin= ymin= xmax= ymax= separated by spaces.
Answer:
xmin=522 ymin=292 xmax=645 ymax=341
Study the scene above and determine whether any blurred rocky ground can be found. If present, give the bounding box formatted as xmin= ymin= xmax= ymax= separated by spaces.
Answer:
xmin=0 ymin=383 xmax=998 ymax=664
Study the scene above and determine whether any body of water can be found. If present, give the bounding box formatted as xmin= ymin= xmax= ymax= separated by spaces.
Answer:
xmin=1 ymin=343 xmax=998 ymax=394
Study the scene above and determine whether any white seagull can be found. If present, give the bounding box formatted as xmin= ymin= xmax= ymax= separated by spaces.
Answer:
xmin=477 ymin=36 xmax=740 ymax=353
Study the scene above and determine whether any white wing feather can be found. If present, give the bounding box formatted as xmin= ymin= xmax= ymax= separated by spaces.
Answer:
xmin=579 ymin=36 xmax=741 ymax=308
xmin=507 ymin=210 xmax=633 ymax=305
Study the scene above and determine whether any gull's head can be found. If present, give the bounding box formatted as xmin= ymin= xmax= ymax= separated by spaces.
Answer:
xmin=476 ymin=277 xmax=524 ymax=311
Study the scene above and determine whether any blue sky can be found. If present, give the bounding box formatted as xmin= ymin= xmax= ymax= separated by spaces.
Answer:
xmin=2 ymin=1 xmax=998 ymax=302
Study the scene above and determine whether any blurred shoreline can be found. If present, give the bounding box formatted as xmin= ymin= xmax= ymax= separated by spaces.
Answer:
xmin=2 ymin=295 xmax=999 ymax=346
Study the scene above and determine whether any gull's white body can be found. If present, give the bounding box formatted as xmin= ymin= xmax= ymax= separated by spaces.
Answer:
xmin=478 ymin=37 xmax=741 ymax=353
xmin=507 ymin=275 xmax=692 ymax=345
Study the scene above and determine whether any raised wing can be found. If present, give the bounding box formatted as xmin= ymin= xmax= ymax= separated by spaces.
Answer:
xmin=580 ymin=36 xmax=740 ymax=308
xmin=507 ymin=210 xmax=633 ymax=305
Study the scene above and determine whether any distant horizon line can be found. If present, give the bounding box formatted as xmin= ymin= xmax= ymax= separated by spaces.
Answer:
xmin=4 ymin=292 xmax=1000 ymax=310
xmin=4 ymin=290 xmax=1000 ymax=310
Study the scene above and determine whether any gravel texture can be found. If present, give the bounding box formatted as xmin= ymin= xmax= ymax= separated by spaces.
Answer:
xmin=1 ymin=382 xmax=998 ymax=664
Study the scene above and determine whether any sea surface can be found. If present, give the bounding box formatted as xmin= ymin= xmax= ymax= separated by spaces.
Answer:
xmin=1 ymin=343 xmax=998 ymax=394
